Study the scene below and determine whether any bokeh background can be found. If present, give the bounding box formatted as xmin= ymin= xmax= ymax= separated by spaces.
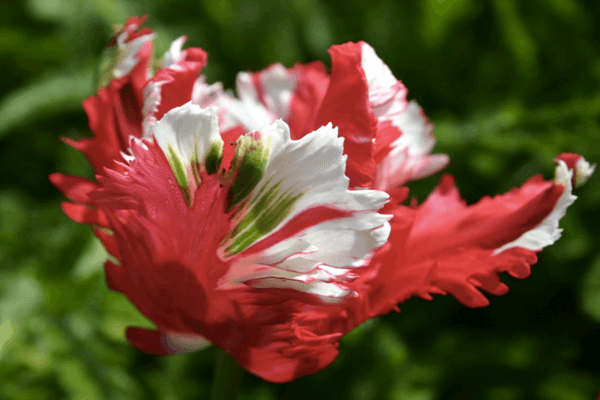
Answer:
xmin=1 ymin=0 xmax=600 ymax=399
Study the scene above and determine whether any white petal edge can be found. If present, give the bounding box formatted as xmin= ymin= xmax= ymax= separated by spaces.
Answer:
xmin=113 ymin=29 xmax=155 ymax=79
xmin=192 ymin=64 xmax=296 ymax=132
xmin=254 ymin=64 xmax=297 ymax=120
xmin=162 ymin=36 xmax=187 ymax=69
xmin=360 ymin=42 xmax=407 ymax=113
xmin=575 ymin=157 xmax=596 ymax=188
xmin=142 ymin=80 xmax=168 ymax=138
xmin=229 ymin=72 xmax=279 ymax=130
xmin=245 ymin=276 xmax=355 ymax=304
xmin=374 ymin=101 xmax=449 ymax=189
xmin=360 ymin=43 xmax=448 ymax=188
xmin=493 ymin=160 xmax=577 ymax=255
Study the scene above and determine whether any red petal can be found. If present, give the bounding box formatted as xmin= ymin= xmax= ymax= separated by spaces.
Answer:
xmin=94 ymin=228 xmax=121 ymax=261
xmin=152 ymin=48 xmax=208 ymax=123
xmin=90 ymin=141 xmax=232 ymax=333
xmin=287 ymin=61 xmax=330 ymax=140
xmin=373 ymin=120 xmax=400 ymax=163
xmin=406 ymin=174 xmax=562 ymax=260
xmin=104 ymin=260 xmax=128 ymax=293
xmin=555 ymin=153 xmax=581 ymax=170
xmin=80 ymin=78 xmax=144 ymax=174
xmin=313 ymin=42 xmax=378 ymax=187
xmin=60 ymin=202 xmax=109 ymax=227
xmin=220 ymin=125 xmax=246 ymax=171
xmin=108 ymin=16 xmax=152 ymax=47
xmin=239 ymin=338 xmax=339 ymax=383
xmin=362 ymin=172 xmax=564 ymax=313
xmin=49 ymin=173 xmax=99 ymax=203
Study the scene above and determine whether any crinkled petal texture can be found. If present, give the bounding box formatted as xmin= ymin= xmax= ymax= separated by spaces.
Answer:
xmin=51 ymin=16 xmax=592 ymax=383
xmin=355 ymin=159 xmax=578 ymax=319
xmin=85 ymin=99 xmax=390 ymax=381
xmin=191 ymin=41 xmax=447 ymax=190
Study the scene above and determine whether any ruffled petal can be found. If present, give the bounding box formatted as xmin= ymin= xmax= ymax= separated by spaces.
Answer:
xmin=555 ymin=152 xmax=596 ymax=188
xmin=142 ymin=37 xmax=208 ymax=137
xmin=219 ymin=121 xmax=390 ymax=303
xmin=98 ymin=16 xmax=154 ymax=93
xmin=82 ymin=17 xmax=154 ymax=172
xmin=364 ymin=157 xmax=587 ymax=311
xmin=240 ymin=332 xmax=340 ymax=383
xmin=60 ymin=202 xmax=109 ymax=227
xmin=357 ymin=42 xmax=448 ymax=189
xmin=312 ymin=42 xmax=378 ymax=187
xmin=90 ymin=140 xmax=232 ymax=332
xmin=125 ymin=327 xmax=174 ymax=356
xmin=191 ymin=61 xmax=329 ymax=140
xmin=286 ymin=62 xmax=330 ymax=139
xmin=151 ymin=103 xmax=223 ymax=200
xmin=126 ymin=327 xmax=212 ymax=356
xmin=49 ymin=173 xmax=99 ymax=203
xmin=373 ymin=101 xmax=449 ymax=189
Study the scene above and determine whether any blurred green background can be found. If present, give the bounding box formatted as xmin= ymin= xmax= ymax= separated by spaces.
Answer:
xmin=1 ymin=0 xmax=600 ymax=399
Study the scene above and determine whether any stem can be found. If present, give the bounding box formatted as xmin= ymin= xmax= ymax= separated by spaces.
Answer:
xmin=209 ymin=349 xmax=244 ymax=400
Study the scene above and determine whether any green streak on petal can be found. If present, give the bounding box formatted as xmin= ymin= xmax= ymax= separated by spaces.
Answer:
xmin=165 ymin=144 xmax=193 ymax=207
xmin=205 ymin=141 xmax=224 ymax=175
xmin=227 ymin=134 xmax=271 ymax=210
xmin=230 ymin=178 xmax=279 ymax=236
xmin=166 ymin=145 xmax=188 ymax=188
xmin=225 ymin=180 xmax=303 ymax=255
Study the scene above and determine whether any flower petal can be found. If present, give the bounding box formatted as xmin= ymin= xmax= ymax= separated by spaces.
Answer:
xmin=60 ymin=202 xmax=109 ymax=227
xmin=313 ymin=42 xmax=378 ymax=187
xmin=374 ymin=101 xmax=449 ymax=189
xmin=97 ymin=16 xmax=154 ymax=90
xmin=286 ymin=62 xmax=330 ymax=139
xmin=219 ymin=121 xmax=390 ymax=303
xmin=152 ymin=103 xmax=224 ymax=201
xmin=142 ymin=37 xmax=208 ymax=137
xmin=555 ymin=153 xmax=596 ymax=188
xmin=365 ymin=156 xmax=587 ymax=311
xmin=49 ymin=173 xmax=99 ymax=203
xmin=358 ymin=42 xmax=449 ymax=189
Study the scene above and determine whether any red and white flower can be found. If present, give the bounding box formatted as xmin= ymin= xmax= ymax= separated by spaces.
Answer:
xmin=50 ymin=17 xmax=594 ymax=383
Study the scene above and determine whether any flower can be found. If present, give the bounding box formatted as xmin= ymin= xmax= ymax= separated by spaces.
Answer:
xmin=50 ymin=17 xmax=593 ymax=383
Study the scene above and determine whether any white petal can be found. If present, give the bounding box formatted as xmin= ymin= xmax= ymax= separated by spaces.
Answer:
xmin=374 ymin=101 xmax=449 ymax=189
xmin=113 ymin=31 xmax=155 ymax=79
xmin=142 ymin=80 xmax=168 ymax=138
xmin=162 ymin=36 xmax=187 ymax=69
xmin=246 ymin=277 xmax=354 ymax=304
xmin=231 ymin=72 xmax=278 ymax=130
xmin=575 ymin=157 xmax=596 ymax=188
xmin=256 ymin=64 xmax=297 ymax=119
xmin=219 ymin=121 xmax=391 ymax=302
xmin=361 ymin=42 xmax=406 ymax=111
xmin=191 ymin=64 xmax=296 ymax=132
xmin=152 ymin=102 xmax=223 ymax=183
xmin=493 ymin=160 xmax=577 ymax=255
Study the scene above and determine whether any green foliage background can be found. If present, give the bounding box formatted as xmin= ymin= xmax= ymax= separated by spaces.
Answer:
xmin=1 ymin=0 xmax=600 ymax=399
